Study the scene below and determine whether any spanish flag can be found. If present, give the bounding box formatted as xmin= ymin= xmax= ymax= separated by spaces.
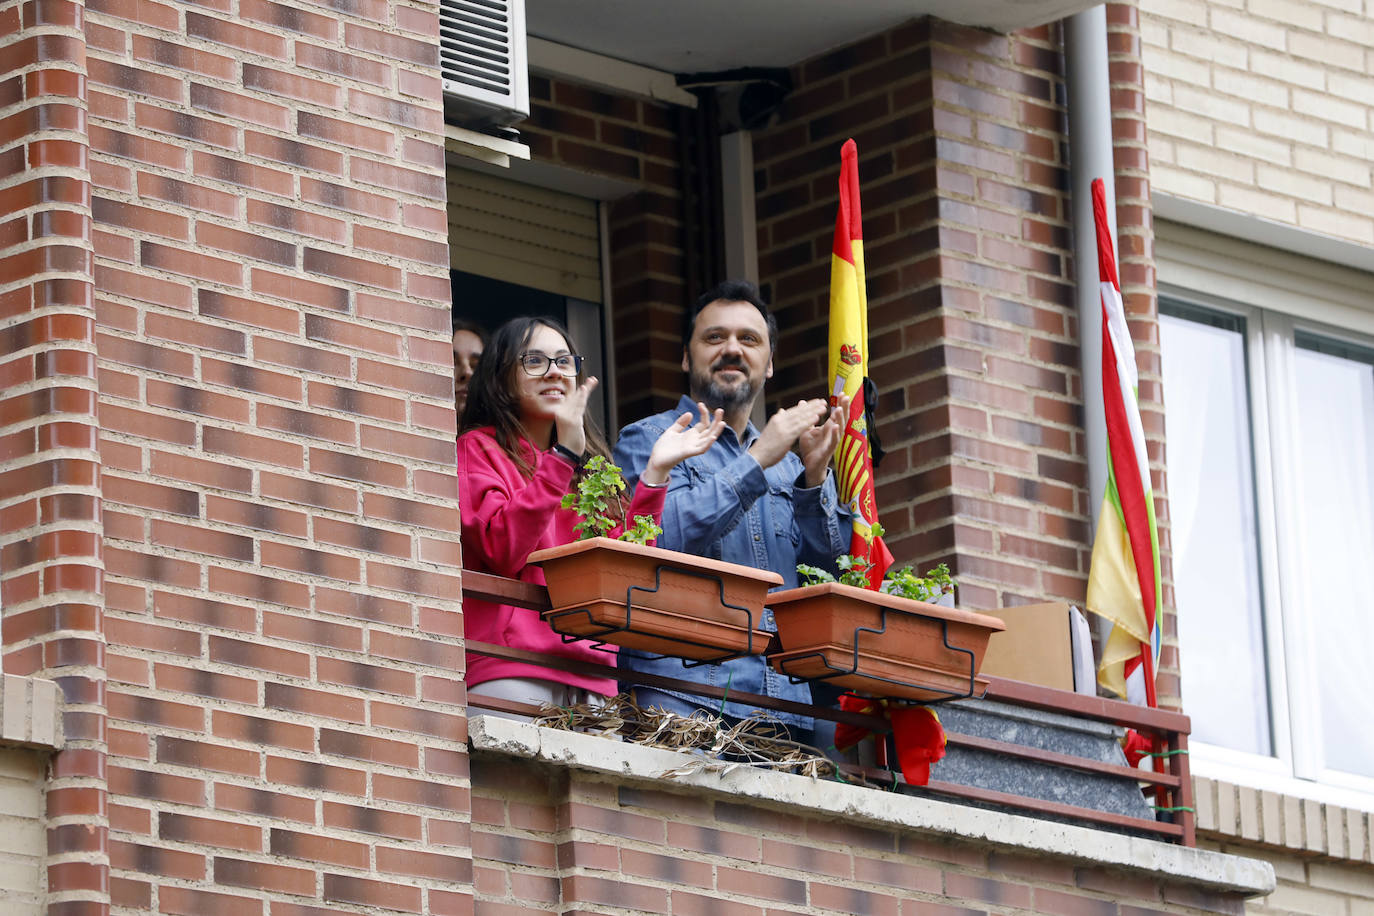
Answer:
xmin=1085 ymin=177 xmax=1162 ymax=707
xmin=829 ymin=139 xmax=893 ymax=588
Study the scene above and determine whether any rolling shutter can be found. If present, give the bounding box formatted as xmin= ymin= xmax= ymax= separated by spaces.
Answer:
xmin=447 ymin=168 xmax=602 ymax=303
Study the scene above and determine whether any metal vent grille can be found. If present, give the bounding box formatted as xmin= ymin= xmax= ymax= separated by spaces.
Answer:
xmin=439 ymin=0 xmax=529 ymax=125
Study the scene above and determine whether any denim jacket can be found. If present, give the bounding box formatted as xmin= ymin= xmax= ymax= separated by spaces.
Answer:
xmin=612 ymin=395 xmax=849 ymax=726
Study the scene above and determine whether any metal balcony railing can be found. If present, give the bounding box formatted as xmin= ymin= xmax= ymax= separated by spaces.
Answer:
xmin=461 ymin=569 xmax=1196 ymax=846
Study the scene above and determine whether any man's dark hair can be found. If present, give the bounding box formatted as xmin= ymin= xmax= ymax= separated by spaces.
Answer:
xmin=685 ymin=279 xmax=778 ymax=353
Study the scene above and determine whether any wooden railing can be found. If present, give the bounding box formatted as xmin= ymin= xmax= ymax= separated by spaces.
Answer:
xmin=460 ymin=569 xmax=1195 ymax=846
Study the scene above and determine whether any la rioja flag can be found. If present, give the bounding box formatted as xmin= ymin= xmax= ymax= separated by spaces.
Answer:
xmin=1085 ymin=177 xmax=1163 ymax=708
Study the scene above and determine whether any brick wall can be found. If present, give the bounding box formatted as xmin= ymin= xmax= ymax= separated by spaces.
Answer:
xmin=77 ymin=0 xmax=468 ymax=911
xmin=1247 ymin=858 xmax=1374 ymax=916
xmin=1140 ymin=0 xmax=1374 ymax=714
xmin=1141 ymin=0 xmax=1374 ymax=245
xmin=2 ymin=0 xmax=110 ymax=911
xmin=752 ymin=18 xmax=1090 ymax=613
xmin=1195 ymin=777 xmax=1374 ymax=915
xmin=517 ymin=13 xmax=1181 ymax=706
xmin=470 ymin=751 xmax=1251 ymax=915
xmin=0 ymin=747 xmax=48 ymax=914
xmin=5 ymin=1 xmax=1220 ymax=908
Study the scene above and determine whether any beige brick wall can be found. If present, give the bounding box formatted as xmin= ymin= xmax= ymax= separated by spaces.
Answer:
xmin=1140 ymin=0 xmax=1374 ymax=245
xmin=1211 ymin=845 xmax=1374 ymax=915
xmin=0 ymin=748 xmax=47 ymax=915
xmin=1196 ymin=776 xmax=1374 ymax=914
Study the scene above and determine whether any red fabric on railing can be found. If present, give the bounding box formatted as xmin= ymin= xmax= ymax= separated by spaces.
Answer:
xmin=834 ymin=694 xmax=947 ymax=786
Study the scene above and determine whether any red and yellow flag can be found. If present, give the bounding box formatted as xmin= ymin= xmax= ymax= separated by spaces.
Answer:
xmin=829 ymin=139 xmax=893 ymax=588
xmin=1085 ymin=177 xmax=1162 ymax=707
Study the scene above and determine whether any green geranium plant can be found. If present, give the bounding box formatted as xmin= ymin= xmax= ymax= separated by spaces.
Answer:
xmin=879 ymin=561 xmax=954 ymax=603
xmin=561 ymin=455 xmax=662 ymax=546
xmin=797 ymin=524 xmax=956 ymax=603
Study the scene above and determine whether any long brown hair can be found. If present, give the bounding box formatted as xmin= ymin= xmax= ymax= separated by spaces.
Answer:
xmin=458 ymin=316 xmax=610 ymax=478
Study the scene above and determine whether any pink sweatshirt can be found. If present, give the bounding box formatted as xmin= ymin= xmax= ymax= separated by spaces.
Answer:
xmin=457 ymin=427 xmax=666 ymax=694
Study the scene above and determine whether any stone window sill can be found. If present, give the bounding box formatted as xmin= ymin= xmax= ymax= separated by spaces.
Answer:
xmin=0 ymin=674 xmax=63 ymax=752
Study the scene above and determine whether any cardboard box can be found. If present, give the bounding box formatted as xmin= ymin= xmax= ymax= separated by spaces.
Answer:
xmin=978 ymin=601 xmax=1077 ymax=692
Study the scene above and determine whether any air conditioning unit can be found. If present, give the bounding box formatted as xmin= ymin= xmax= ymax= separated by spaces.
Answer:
xmin=439 ymin=0 xmax=529 ymax=127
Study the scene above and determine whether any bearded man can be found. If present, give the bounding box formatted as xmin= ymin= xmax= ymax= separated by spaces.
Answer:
xmin=612 ymin=279 xmax=850 ymax=739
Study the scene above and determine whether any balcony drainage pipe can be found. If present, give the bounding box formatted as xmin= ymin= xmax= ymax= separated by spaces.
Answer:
xmin=1065 ymin=5 xmax=1117 ymax=538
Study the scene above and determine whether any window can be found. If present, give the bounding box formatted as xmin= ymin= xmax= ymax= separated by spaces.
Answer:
xmin=447 ymin=166 xmax=614 ymax=432
xmin=1289 ymin=333 xmax=1374 ymax=781
xmin=1159 ymin=306 xmax=1271 ymax=758
xmin=1161 ymin=297 xmax=1374 ymax=795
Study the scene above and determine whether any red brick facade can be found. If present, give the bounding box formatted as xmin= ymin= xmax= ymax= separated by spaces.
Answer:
xmin=513 ymin=8 xmax=1181 ymax=707
xmin=0 ymin=1 xmax=1210 ymax=912
xmin=754 ymin=18 xmax=1086 ymax=618
xmin=2 ymin=0 xmax=108 ymax=911
xmin=471 ymin=756 xmax=1248 ymax=916
xmin=5 ymin=0 xmax=468 ymax=911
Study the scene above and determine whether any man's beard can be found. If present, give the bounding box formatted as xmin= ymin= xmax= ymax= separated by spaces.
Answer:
xmin=688 ymin=356 xmax=756 ymax=411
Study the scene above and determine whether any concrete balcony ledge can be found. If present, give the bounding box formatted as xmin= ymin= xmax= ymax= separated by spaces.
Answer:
xmin=471 ymin=714 xmax=1276 ymax=898
xmin=0 ymin=674 xmax=63 ymax=752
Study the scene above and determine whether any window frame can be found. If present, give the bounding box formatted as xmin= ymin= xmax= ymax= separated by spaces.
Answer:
xmin=1267 ymin=312 xmax=1374 ymax=793
xmin=1159 ymin=280 xmax=1374 ymax=808
xmin=1159 ymin=292 xmax=1294 ymax=784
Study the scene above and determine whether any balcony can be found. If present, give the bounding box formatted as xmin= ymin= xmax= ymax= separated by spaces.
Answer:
xmin=460 ymin=568 xmax=1275 ymax=913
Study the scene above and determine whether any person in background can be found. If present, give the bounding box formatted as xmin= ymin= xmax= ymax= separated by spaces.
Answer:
xmin=452 ymin=318 xmax=486 ymax=417
xmin=613 ymin=280 xmax=850 ymax=742
xmin=457 ymin=316 xmax=725 ymax=716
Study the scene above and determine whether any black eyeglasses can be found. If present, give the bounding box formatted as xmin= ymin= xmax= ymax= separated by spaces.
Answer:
xmin=518 ymin=352 xmax=584 ymax=377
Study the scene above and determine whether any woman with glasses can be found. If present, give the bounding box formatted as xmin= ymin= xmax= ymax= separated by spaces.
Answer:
xmin=457 ymin=316 xmax=725 ymax=718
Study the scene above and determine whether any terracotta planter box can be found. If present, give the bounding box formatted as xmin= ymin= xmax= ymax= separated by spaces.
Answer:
xmin=766 ymin=582 xmax=1006 ymax=702
xmin=528 ymin=537 xmax=782 ymax=662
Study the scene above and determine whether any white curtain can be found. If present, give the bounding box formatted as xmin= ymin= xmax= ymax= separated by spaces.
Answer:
xmin=1160 ymin=314 xmax=1272 ymax=755
xmin=1293 ymin=346 xmax=1374 ymax=779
